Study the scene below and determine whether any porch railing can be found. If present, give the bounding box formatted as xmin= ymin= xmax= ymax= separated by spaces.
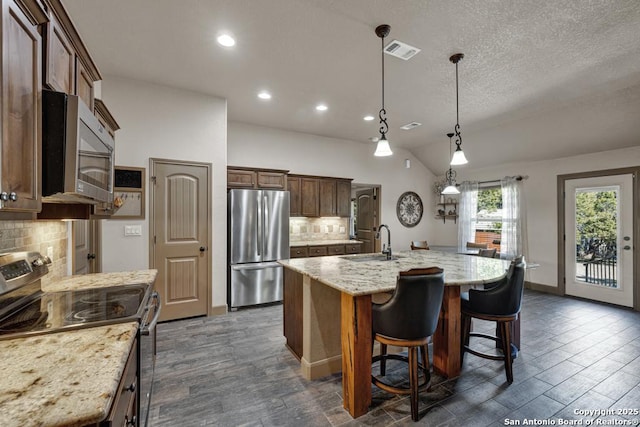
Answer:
xmin=579 ymin=258 xmax=617 ymax=287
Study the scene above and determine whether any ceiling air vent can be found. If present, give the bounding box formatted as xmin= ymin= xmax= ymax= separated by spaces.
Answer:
xmin=384 ymin=40 xmax=421 ymax=60
xmin=400 ymin=122 xmax=422 ymax=130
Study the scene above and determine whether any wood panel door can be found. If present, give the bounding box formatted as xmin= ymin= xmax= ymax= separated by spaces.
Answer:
xmin=356 ymin=188 xmax=379 ymax=254
xmin=72 ymin=220 xmax=101 ymax=274
xmin=150 ymin=159 xmax=211 ymax=321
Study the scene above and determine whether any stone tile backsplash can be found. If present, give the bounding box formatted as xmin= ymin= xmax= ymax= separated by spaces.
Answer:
xmin=290 ymin=217 xmax=349 ymax=242
xmin=0 ymin=220 xmax=68 ymax=286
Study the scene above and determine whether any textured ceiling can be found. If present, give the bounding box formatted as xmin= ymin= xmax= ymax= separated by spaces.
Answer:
xmin=61 ymin=0 xmax=640 ymax=175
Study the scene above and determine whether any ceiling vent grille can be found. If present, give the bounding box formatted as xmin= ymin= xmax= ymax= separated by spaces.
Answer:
xmin=400 ymin=122 xmax=422 ymax=130
xmin=384 ymin=40 xmax=421 ymax=60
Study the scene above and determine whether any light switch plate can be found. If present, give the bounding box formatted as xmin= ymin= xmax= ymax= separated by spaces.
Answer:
xmin=124 ymin=225 xmax=142 ymax=236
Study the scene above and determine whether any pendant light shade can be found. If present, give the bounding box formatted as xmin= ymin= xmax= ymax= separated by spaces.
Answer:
xmin=441 ymin=184 xmax=460 ymax=195
xmin=450 ymin=53 xmax=468 ymax=166
xmin=442 ymin=133 xmax=460 ymax=195
xmin=374 ymin=137 xmax=393 ymax=157
xmin=374 ymin=24 xmax=392 ymax=157
xmin=450 ymin=145 xmax=468 ymax=166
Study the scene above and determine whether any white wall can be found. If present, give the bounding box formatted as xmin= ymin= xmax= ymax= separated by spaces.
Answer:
xmin=434 ymin=145 xmax=640 ymax=288
xmin=228 ymin=122 xmax=436 ymax=251
xmin=99 ymin=76 xmax=228 ymax=309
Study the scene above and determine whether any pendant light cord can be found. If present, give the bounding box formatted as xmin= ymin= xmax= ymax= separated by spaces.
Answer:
xmin=454 ymin=60 xmax=462 ymax=146
xmin=379 ymin=31 xmax=388 ymax=138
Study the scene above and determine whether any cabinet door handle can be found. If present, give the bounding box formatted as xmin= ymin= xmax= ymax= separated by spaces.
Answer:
xmin=8 ymin=192 xmax=17 ymax=201
xmin=0 ymin=192 xmax=7 ymax=201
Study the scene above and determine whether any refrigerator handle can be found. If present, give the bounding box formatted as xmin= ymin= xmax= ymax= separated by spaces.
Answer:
xmin=256 ymin=193 xmax=262 ymax=256
xmin=264 ymin=195 xmax=269 ymax=255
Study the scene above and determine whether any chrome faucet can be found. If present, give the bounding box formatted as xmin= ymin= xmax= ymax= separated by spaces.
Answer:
xmin=376 ymin=224 xmax=392 ymax=260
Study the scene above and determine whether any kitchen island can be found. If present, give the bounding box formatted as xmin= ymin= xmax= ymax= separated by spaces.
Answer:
xmin=0 ymin=269 xmax=157 ymax=427
xmin=279 ymin=250 xmax=509 ymax=418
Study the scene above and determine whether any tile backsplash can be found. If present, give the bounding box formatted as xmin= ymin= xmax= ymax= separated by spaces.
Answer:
xmin=290 ymin=217 xmax=349 ymax=242
xmin=0 ymin=220 xmax=68 ymax=286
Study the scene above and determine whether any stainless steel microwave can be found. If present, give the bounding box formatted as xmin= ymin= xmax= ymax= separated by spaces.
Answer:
xmin=42 ymin=90 xmax=115 ymax=204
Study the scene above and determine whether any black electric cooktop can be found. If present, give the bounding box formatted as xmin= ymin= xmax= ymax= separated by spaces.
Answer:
xmin=0 ymin=283 xmax=150 ymax=340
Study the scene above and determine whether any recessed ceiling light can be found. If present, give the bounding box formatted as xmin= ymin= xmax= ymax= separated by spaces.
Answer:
xmin=363 ymin=115 xmax=375 ymax=121
xmin=217 ymin=33 xmax=236 ymax=47
xmin=315 ymin=104 xmax=328 ymax=111
xmin=258 ymin=91 xmax=272 ymax=100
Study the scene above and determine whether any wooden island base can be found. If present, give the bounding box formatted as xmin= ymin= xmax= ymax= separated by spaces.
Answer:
xmin=280 ymin=251 xmax=510 ymax=419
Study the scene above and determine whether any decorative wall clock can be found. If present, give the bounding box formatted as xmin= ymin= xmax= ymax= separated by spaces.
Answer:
xmin=396 ymin=191 xmax=423 ymax=227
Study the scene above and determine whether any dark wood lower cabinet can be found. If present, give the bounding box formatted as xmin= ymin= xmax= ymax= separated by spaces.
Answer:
xmin=283 ymin=268 xmax=303 ymax=359
xmin=98 ymin=339 xmax=137 ymax=426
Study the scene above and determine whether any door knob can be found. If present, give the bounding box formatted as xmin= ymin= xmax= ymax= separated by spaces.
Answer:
xmin=0 ymin=192 xmax=7 ymax=201
xmin=87 ymin=253 xmax=96 ymax=260
xmin=8 ymin=192 xmax=17 ymax=201
xmin=199 ymin=246 xmax=206 ymax=252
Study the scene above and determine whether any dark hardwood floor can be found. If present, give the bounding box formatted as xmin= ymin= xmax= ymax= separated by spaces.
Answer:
xmin=148 ymin=290 xmax=640 ymax=426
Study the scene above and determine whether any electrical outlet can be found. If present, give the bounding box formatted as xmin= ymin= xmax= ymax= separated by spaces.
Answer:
xmin=47 ymin=246 xmax=53 ymax=261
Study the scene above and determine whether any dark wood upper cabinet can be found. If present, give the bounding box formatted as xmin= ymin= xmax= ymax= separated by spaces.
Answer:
xmin=300 ymin=178 xmax=319 ymax=217
xmin=288 ymin=175 xmax=301 ymax=216
xmin=336 ymin=179 xmax=351 ymax=217
xmin=43 ymin=0 xmax=101 ymax=109
xmin=289 ymin=174 xmax=351 ymax=218
xmin=227 ymin=168 xmax=256 ymax=189
xmin=319 ymin=179 xmax=336 ymax=216
xmin=227 ymin=166 xmax=287 ymax=190
xmin=0 ymin=0 xmax=45 ymax=213
xmin=45 ymin=12 xmax=74 ymax=94
xmin=75 ymin=57 xmax=94 ymax=109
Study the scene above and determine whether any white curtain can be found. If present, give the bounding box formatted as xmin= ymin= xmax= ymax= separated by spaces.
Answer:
xmin=457 ymin=181 xmax=478 ymax=253
xmin=501 ymin=177 xmax=528 ymax=260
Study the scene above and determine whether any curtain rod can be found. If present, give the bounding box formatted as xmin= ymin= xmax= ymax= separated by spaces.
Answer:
xmin=476 ymin=175 xmax=528 ymax=187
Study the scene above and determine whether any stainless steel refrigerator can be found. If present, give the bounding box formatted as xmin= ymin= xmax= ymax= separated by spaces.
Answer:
xmin=228 ymin=189 xmax=290 ymax=309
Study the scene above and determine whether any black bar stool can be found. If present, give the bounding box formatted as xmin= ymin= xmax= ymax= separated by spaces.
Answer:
xmin=371 ymin=267 xmax=445 ymax=421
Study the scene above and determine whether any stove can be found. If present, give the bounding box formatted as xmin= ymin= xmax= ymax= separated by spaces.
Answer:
xmin=0 ymin=252 xmax=152 ymax=340
xmin=0 ymin=251 xmax=160 ymax=427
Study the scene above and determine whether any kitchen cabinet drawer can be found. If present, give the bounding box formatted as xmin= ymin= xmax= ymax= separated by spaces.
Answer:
xmin=308 ymin=246 xmax=328 ymax=257
xmin=345 ymin=244 xmax=361 ymax=254
xmin=327 ymin=245 xmax=345 ymax=255
xmin=290 ymin=246 xmax=309 ymax=258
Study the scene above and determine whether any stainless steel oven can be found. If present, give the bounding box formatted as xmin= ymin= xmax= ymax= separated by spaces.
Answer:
xmin=0 ymin=251 xmax=160 ymax=427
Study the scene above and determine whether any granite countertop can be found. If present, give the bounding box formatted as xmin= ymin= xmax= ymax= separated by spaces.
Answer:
xmin=44 ymin=269 xmax=157 ymax=292
xmin=278 ymin=250 xmax=510 ymax=296
xmin=290 ymin=239 xmax=362 ymax=247
xmin=0 ymin=269 xmax=157 ymax=426
xmin=0 ymin=322 xmax=138 ymax=427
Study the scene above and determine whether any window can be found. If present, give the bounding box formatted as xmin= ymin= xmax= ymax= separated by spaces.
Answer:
xmin=475 ymin=187 xmax=502 ymax=250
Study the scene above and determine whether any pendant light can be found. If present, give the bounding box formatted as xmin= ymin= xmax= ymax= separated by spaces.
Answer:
xmin=442 ymin=132 xmax=460 ymax=194
xmin=449 ymin=53 xmax=468 ymax=165
xmin=374 ymin=24 xmax=393 ymax=157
